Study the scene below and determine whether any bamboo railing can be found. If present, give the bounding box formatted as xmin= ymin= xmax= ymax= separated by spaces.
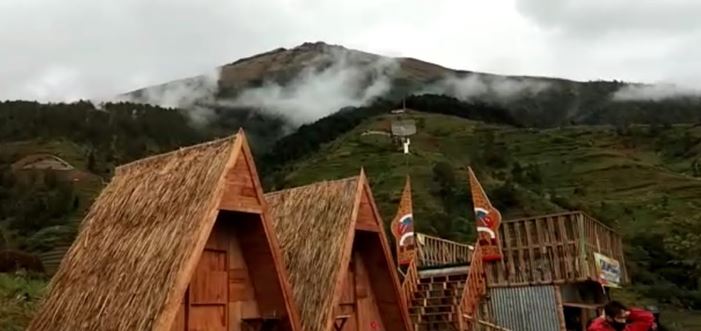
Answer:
xmin=416 ymin=233 xmax=473 ymax=268
xmin=457 ymin=243 xmax=487 ymax=331
xmin=401 ymin=255 xmax=420 ymax=306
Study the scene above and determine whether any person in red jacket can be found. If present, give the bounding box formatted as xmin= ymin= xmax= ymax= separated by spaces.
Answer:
xmin=588 ymin=301 xmax=656 ymax=331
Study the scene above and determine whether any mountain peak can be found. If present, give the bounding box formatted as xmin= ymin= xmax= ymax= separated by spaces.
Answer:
xmin=291 ymin=41 xmax=350 ymax=54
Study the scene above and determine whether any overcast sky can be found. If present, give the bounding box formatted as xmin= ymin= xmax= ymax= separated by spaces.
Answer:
xmin=1 ymin=0 xmax=699 ymax=102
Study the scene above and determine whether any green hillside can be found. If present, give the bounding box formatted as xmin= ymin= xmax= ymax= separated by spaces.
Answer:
xmin=269 ymin=110 xmax=701 ymax=327
xmin=2 ymin=97 xmax=701 ymax=329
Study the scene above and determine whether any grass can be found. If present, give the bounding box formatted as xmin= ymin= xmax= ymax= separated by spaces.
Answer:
xmin=0 ymin=273 xmax=47 ymax=331
xmin=279 ymin=111 xmax=701 ymax=231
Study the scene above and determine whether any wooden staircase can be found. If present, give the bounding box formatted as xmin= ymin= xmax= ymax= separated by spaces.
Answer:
xmin=401 ymin=234 xmax=510 ymax=331
xmin=409 ymin=269 xmax=468 ymax=331
xmin=395 ymin=171 xmax=513 ymax=331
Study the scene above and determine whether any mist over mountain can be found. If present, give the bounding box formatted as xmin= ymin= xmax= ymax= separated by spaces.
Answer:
xmin=120 ymin=41 xmax=701 ymax=130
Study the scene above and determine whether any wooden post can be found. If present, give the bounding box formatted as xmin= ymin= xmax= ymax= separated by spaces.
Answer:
xmin=554 ymin=285 xmax=567 ymax=331
xmin=577 ymin=214 xmax=589 ymax=280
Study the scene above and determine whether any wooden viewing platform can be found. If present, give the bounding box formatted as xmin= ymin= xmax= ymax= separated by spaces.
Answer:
xmin=485 ymin=211 xmax=627 ymax=287
xmin=399 ymin=211 xmax=625 ymax=331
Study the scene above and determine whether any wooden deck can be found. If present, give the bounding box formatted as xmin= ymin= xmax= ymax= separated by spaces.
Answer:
xmin=485 ymin=211 xmax=627 ymax=287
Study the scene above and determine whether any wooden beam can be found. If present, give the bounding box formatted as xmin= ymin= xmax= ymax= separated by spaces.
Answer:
xmin=554 ymin=285 xmax=567 ymax=331
xmin=502 ymin=222 xmax=516 ymax=285
xmin=355 ymin=222 xmax=379 ymax=232
xmin=524 ymin=220 xmax=538 ymax=285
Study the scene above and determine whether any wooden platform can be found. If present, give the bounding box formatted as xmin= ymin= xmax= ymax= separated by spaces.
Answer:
xmin=486 ymin=211 xmax=627 ymax=287
xmin=419 ymin=266 xmax=470 ymax=279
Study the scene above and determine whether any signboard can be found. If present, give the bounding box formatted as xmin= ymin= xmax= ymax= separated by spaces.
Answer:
xmin=594 ymin=252 xmax=621 ymax=288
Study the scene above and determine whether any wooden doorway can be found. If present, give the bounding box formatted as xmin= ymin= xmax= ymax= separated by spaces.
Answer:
xmin=189 ymin=248 xmax=228 ymax=331
xmin=336 ymin=256 xmax=358 ymax=331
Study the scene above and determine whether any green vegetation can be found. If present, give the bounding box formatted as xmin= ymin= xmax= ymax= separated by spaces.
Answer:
xmin=268 ymin=110 xmax=701 ymax=325
xmin=2 ymin=94 xmax=701 ymax=328
xmin=0 ymin=273 xmax=46 ymax=331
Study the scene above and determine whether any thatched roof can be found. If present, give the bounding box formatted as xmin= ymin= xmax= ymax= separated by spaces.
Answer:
xmin=28 ymin=136 xmax=238 ymax=330
xmin=265 ymin=176 xmax=360 ymax=331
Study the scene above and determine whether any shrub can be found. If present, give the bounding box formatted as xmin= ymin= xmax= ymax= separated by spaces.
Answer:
xmin=0 ymin=250 xmax=44 ymax=273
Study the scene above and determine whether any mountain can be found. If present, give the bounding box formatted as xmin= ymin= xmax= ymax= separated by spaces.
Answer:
xmin=122 ymin=41 xmax=701 ymax=131
xmin=3 ymin=42 xmax=701 ymax=329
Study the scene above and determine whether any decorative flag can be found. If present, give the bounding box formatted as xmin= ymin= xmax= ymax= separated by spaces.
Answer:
xmin=391 ymin=176 xmax=415 ymax=265
xmin=468 ymin=167 xmax=503 ymax=262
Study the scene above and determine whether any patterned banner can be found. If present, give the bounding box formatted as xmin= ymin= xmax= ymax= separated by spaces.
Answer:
xmin=468 ymin=167 xmax=503 ymax=262
xmin=391 ymin=176 xmax=415 ymax=265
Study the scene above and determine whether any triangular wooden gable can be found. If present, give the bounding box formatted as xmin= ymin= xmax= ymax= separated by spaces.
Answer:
xmin=218 ymin=134 xmax=263 ymax=213
xmin=161 ymin=131 xmax=301 ymax=331
xmin=328 ymin=170 xmax=413 ymax=331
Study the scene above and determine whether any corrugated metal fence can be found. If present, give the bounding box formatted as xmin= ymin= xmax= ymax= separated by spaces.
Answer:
xmin=488 ymin=285 xmax=563 ymax=331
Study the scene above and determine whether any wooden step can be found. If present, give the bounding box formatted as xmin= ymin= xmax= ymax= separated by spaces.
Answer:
xmin=412 ymin=296 xmax=459 ymax=307
xmin=410 ymin=304 xmax=456 ymax=315
xmin=418 ymin=265 xmax=469 ymax=279
xmin=414 ymin=321 xmax=458 ymax=331
xmin=413 ymin=287 xmax=463 ymax=299
xmin=419 ymin=273 xmax=467 ymax=284
xmin=411 ymin=311 xmax=457 ymax=323
xmin=417 ymin=280 xmax=465 ymax=291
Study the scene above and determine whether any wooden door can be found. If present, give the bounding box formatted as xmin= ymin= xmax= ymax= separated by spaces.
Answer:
xmin=354 ymin=252 xmax=386 ymax=331
xmin=336 ymin=258 xmax=357 ymax=331
xmin=189 ymin=248 xmax=228 ymax=331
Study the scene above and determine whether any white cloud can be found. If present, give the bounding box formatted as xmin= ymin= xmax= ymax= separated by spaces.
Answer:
xmin=0 ymin=0 xmax=699 ymax=102
xmin=613 ymin=84 xmax=701 ymax=101
xmin=423 ymin=74 xmax=551 ymax=102
xmin=225 ymin=49 xmax=399 ymax=124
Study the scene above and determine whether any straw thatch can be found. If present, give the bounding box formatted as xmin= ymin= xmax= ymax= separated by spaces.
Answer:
xmin=265 ymin=176 xmax=360 ymax=331
xmin=28 ymin=136 xmax=237 ymax=331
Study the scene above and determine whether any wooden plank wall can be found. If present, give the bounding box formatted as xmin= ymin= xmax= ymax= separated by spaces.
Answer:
xmin=355 ymin=188 xmax=379 ymax=232
xmin=354 ymin=231 xmax=409 ymax=331
xmin=170 ymin=219 xmax=263 ymax=331
xmin=219 ymin=154 xmax=261 ymax=213
xmin=486 ymin=212 xmax=626 ymax=287
xmin=354 ymin=252 xmax=387 ymax=331
xmin=335 ymin=249 xmax=389 ymax=331
xmin=335 ymin=257 xmax=358 ymax=331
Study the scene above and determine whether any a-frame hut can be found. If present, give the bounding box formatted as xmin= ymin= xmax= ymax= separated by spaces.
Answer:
xmin=265 ymin=171 xmax=413 ymax=331
xmin=28 ymin=131 xmax=301 ymax=331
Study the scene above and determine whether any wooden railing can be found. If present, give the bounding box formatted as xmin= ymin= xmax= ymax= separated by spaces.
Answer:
xmin=457 ymin=243 xmax=487 ymax=331
xmin=401 ymin=255 xmax=420 ymax=307
xmin=416 ymin=233 xmax=473 ymax=268
xmin=485 ymin=211 xmax=627 ymax=287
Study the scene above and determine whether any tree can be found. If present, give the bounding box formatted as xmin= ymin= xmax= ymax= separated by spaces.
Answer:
xmin=491 ymin=180 xmax=519 ymax=212
xmin=511 ymin=161 xmax=523 ymax=182
xmin=87 ymin=149 xmax=97 ymax=173
xmin=433 ymin=162 xmax=456 ymax=190
xmin=664 ymin=216 xmax=701 ymax=277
